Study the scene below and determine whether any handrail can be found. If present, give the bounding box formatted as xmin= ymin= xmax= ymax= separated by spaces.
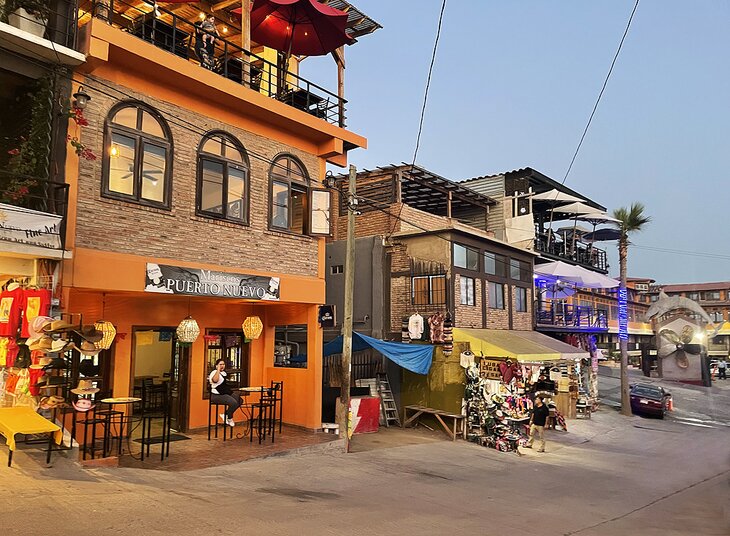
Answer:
xmin=97 ymin=0 xmax=346 ymax=126
xmin=535 ymin=302 xmax=609 ymax=329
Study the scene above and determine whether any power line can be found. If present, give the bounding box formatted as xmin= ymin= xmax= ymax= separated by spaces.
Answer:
xmin=561 ymin=0 xmax=640 ymax=185
xmin=632 ymin=244 xmax=730 ymax=261
xmin=387 ymin=0 xmax=447 ymax=239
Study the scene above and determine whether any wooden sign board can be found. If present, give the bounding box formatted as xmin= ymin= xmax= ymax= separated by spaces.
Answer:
xmin=479 ymin=357 xmax=505 ymax=380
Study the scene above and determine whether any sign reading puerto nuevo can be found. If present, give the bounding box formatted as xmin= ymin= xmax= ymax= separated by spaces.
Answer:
xmin=144 ymin=263 xmax=280 ymax=301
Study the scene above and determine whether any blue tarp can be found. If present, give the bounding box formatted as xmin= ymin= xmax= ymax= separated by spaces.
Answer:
xmin=323 ymin=332 xmax=434 ymax=375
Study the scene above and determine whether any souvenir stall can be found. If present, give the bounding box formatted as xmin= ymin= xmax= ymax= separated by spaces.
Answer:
xmin=454 ymin=328 xmax=589 ymax=452
xmin=0 ymin=274 xmax=138 ymax=464
xmin=559 ymin=333 xmax=600 ymax=411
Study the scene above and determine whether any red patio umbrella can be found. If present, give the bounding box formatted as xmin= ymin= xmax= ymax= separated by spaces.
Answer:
xmin=232 ymin=0 xmax=352 ymax=56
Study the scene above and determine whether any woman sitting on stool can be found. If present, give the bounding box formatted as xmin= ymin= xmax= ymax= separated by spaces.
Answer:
xmin=209 ymin=359 xmax=241 ymax=427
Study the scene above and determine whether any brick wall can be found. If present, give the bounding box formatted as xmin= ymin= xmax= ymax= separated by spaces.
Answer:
xmin=512 ymin=285 xmax=533 ymax=331
xmin=454 ymin=274 xmax=483 ymax=328
xmin=390 ymin=275 xmax=409 ymax=336
xmin=74 ymin=75 xmax=320 ymax=277
xmin=399 ymin=204 xmax=451 ymax=233
xmin=485 ymin=281 xmax=510 ymax=329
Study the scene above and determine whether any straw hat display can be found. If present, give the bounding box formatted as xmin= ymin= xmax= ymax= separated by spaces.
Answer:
xmin=39 ymin=395 xmax=66 ymax=410
xmin=71 ymin=379 xmax=100 ymax=395
xmin=30 ymin=357 xmax=53 ymax=370
xmin=42 ymin=319 xmax=76 ymax=333
xmin=28 ymin=316 xmax=54 ymax=339
xmin=74 ymin=325 xmax=104 ymax=343
xmin=74 ymin=340 xmax=101 ymax=356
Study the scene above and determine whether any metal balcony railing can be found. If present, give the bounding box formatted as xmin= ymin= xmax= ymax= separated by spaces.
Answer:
xmin=95 ymin=0 xmax=346 ymax=127
xmin=534 ymin=237 xmax=609 ymax=273
xmin=0 ymin=171 xmax=69 ymax=248
xmin=535 ymin=302 xmax=608 ymax=330
xmin=1 ymin=0 xmax=79 ymax=50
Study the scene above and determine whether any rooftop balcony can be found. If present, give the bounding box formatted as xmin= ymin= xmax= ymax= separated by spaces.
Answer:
xmin=80 ymin=0 xmax=376 ymax=128
xmin=534 ymin=234 xmax=609 ymax=273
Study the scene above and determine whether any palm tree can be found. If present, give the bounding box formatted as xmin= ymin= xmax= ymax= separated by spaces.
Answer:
xmin=613 ymin=202 xmax=651 ymax=416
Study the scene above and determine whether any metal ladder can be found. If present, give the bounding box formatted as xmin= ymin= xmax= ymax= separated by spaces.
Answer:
xmin=376 ymin=373 xmax=400 ymax=427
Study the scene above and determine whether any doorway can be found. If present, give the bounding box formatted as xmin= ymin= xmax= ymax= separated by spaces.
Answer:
xmin=132 ymin=328 xmax=190 ymax=432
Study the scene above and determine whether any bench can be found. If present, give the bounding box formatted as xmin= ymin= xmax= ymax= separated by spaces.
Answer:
xmin=402 ymin=405 xmax=465 ymax=441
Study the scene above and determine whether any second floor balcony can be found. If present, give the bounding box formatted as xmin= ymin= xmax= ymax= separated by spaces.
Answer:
xmin=536 ymin=302 xmax=608 ymax=331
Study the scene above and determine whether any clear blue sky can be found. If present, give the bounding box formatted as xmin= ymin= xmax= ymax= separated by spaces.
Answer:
xmin=304 ymin=1 xmax=730 ymax=284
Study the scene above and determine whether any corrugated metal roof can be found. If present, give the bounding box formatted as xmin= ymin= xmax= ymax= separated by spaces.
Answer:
xmin=321 ymin=0 xmax=382 ymax=39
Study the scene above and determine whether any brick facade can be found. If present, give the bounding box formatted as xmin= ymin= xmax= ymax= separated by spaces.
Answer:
xmin=454 ymin=274 xmax=483 ymax=328
xmin=511 ymin=285 xmax=533 ymax=331
xmin=485 ymin=281 xmax=510 ymax=330
xmin=74 ymin=75 xmax=320 ymax=277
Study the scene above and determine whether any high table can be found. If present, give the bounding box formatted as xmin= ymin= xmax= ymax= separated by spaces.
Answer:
xmin=99 ymin=397 xmax=142 ymax=456
xmin=0 ymin=407 xmax=63 ymax=467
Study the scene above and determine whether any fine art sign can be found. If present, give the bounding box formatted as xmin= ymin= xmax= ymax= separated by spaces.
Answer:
xmin=144 ymin=263 xmax=280 ymax=301
xmin=0 ymin=203 xmax=63 ymax=249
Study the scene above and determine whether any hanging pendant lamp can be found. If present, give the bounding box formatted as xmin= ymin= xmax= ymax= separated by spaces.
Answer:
xmin=242 ymin=315 xmax=263 ymax=340
xmin=177 ymin=316 xmax=200 ymax=343
xmin=94 ymin=293 xmax=117 ymax=350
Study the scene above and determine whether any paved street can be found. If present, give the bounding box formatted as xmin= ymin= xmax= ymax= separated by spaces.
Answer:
xmin=2 ymin=389 xmax=729 ymax=536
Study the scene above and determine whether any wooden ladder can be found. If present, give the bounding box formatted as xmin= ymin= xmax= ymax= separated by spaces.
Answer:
xmin=376 ymin=373 xmax=400 ymax=427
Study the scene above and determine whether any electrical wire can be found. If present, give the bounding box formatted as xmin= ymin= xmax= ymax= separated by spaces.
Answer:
xmin=387 ymin=0 xmax=447 ymax=240
xmin=561 ymin=0 xmax=640 ymax=185
xmin=632 ymin=245 xmax=730 ymax=261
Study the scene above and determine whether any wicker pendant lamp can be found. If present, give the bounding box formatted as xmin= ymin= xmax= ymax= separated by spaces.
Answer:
xmin=242 ymin=315 xmax=263 ymax=340
xmin=176 ymin=298 xmax=200 ymax=343
xmin=94 ymin=293 xmax=117 ymax=350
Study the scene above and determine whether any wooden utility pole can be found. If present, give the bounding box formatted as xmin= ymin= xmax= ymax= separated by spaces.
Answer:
xmin=240 ymin=0 xmax=251 ymax=88
xmin=340 ymin=163 xmax=357 ymax=452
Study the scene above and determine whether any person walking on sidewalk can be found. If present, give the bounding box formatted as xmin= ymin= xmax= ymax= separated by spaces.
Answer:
xmin=526 ymin=396 xmax=549 ymax=452
xmin=718 ymin=358 xmax=727 ymax=380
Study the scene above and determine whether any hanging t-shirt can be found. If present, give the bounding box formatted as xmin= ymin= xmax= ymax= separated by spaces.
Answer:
xmin=0 ymin=287 xmax=24 ymax=337
xmin=20 ymin=288 xmax=51 ymax=338
xmin=408 ymin=313 xmax=424 ymax=340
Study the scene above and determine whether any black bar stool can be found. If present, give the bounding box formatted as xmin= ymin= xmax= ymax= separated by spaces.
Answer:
xmin=208 ymin=396 xmax=233 ymax=441
xmin=249 ymin=388 xmax=276 ymax=444
xmin=140 ymin=382 xmax=171 ymax=461
xmin=270 ymin=381 xmax=284 ymax=434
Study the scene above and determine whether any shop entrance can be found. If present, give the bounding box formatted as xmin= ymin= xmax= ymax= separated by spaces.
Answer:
xmin=131 ymin=327 xmax=190 ymax=432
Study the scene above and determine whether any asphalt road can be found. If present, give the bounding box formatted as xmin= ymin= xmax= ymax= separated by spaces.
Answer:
xmin=2 ymin=394 xmax=729 ymax=535
xmin=598 ymin=365 xmax=730 ymax=427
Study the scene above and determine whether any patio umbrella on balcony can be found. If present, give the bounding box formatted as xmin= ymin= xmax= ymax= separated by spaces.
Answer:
xmin=532 ymin=189 xmax=584 ymax=204
xmin=535 ymin=261 xmax=619 ymax=289
xmin=576 ymin=211 xmax=621 ymax=256
xmin=233 ymin=0 xmax=353 ymax=96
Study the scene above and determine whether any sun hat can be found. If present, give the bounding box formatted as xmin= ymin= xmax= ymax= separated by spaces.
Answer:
xmin=29 ymin=316 xmax=54 ymax=339
xmin=30 ymin=357 xmax=53 ymax=370
xmin=74 ymin=325 xmax=104 ymax=343
xmin=72 ymin=398 xmax=95 ymax=412
xmin=74 ymin=340 xmax=101 ymax=356
xmin=43 ymin=319 xmax=76 ymax=333
xmin=71 ymin=379 xmax=99 ymax=395
xmin=39 ymin=395 xmax=66 ymax=410
xmin=42 ymin=356 xmax=68 ymax=370
xmin=28 ymin=337 xmax=53 ymax=351
xmin=45 ymin=339 xmax=73 ymax=354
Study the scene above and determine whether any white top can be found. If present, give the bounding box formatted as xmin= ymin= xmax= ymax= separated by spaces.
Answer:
xmin=208 ymin=369 xmax=226 ymax=395
xmin=408 ymin=313 xmax=424 ymax=340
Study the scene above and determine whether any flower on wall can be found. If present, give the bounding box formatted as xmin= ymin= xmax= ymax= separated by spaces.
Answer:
xmin=67 ymin=135 xmax=96 ymax=161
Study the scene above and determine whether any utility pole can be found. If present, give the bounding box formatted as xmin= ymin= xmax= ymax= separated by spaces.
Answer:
xmin=340 ymin=164 xmax=357 ymax=452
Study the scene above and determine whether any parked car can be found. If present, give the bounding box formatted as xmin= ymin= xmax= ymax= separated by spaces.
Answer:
xmin=629 ymin=383 xmax=672 ymax=418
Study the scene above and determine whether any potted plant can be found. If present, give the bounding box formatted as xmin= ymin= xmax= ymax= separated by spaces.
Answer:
xmin=7 ymin=0 xmax=51 ymax=38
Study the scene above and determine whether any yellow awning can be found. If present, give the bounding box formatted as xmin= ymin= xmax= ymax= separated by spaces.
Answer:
xmin=453 ymin=328 xmax=589 ymax=362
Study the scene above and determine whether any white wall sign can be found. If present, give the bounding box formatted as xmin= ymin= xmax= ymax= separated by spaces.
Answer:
xmin=0 ymin=203 xmax=63 ymax=249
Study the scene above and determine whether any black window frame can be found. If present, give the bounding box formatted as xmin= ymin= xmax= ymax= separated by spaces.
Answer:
xmin=488 ymin=281 xmax=505 ymax=310
xmin=102 ymin=101 xmax=173 ymax=209
xmin=515 ymin=286 xmax=528 ymax=312
xmin=412 ymin=274 xmax=447 ymax=306
xmin=509 ymin=258 xmax=531 ymax=282
xmin=459 ymin=275 xmax=475 ymax=306
xmin=454 ymin=244 xmax=480 ymax=271
xmin=269 ymin=154 xmax=328 ymax=236
xmin=196 ymin=131 xmax=250 ymax=224
xmin=484 ymin=252 xmax=507 ymax=277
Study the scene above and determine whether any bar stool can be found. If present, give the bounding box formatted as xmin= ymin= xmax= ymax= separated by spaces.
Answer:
xmin=270 ymin=380 xmax=284 ymax=434
xmin=140 ymin=383 xmax=171 ymax=461
xmin=94 ymin=391 xmax=125 ymax=456
xmin=249 ymin=388 xmax=276 ymax=444
xmin=208 ymin=396 xmax=233 ymax=441
xmin=77 ymin=411 xmax=109 ymax=460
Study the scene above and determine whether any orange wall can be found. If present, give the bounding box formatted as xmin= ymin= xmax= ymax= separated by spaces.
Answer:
xmin=68 ymin=290 xmax=323 ymax=429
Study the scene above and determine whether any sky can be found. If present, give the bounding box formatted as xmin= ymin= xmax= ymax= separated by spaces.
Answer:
xmin=301 ymin=0 xmax=730 ymax=285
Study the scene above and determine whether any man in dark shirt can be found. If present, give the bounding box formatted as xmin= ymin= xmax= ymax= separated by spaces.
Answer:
xmin=526 ymin=396 xmax=549 ymax=452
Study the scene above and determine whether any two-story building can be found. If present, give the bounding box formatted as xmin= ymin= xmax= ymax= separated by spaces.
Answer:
xmin=48 ymin=0 xmax=380 ymax=432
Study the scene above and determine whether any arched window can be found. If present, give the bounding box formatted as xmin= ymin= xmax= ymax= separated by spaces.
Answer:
xmin=196 ymin=132 xmax=249 ymax=223
xmin=269 ymin=155 xmax=330 ymax=236
xmin=103 ymin=102 xmax=172 ymax=208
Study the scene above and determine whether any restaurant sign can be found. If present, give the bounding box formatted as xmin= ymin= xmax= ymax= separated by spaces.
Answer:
xmin=144 ymin=263 xmax=280 ymax=301
xmin=0 ymin=203 xmax=63 ymax=249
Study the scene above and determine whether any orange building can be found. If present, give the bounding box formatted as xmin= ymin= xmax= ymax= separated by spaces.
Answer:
xmin=58 ymin=1 xmax=380 ymax=432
